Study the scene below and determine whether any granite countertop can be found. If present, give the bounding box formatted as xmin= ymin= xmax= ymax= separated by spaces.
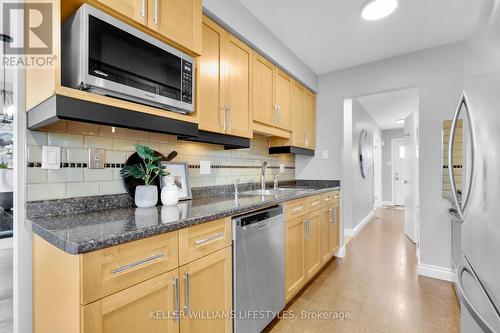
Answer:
xmin=29 ymin=186 xmax=340 ymax=254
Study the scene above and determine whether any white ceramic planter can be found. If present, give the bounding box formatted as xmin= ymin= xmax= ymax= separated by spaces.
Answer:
xmin=161 ymin=176 xmax=180 ymax=206
xmin=135 ymin=185 xmax=158 ymax=208
xmin=0 ymin=169 xmax=13 ymax=193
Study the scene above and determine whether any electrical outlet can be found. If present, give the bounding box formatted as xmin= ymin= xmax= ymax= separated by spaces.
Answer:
xmin=200 ymin=160 xmax=211 ymax=175
xmin=41 ymin=146 xmax=61 ymax=169
xmin=88 ymin=148 xmax=105 ymax=169
xmin=322 ymin=150 xmax=329 ymax=159
xmin=279 ymin=163 xmax=285 ymax=173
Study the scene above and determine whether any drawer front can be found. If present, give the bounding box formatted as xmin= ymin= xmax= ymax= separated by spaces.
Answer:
xmin=321 ymin=191 xmax=340 ymax=208
xmin=305 ymin=195 xmax=322 ymax=213
xmin=81 ymin=232 xmax=179 ymax=305
xmin=285 ymin=199 xmax=307 ymax=220
xmin=179 ymin=217 xmax=231 ymax=266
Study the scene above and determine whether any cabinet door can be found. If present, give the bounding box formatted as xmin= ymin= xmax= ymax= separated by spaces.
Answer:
xmin=148 ymin=0 xmax=202 ymax=55
xmin=198 ymin=17 xmax=226 ymax=134
xmin=285 ymin=216 xmax=306 ymax=301
xmin=304 ymin=90 xmax=316 ymax=149
xmin=291 ymin=82 xmax=305 ymax=148
xmin=225 ymin=35 xmax=253 ymax=138
xmin=329 ymin=205 xmax=340 ymax=254
xmin=319 ymin=207 xmax=332 ymax=265
xmin=97 ymin=0 xmax=147 ymax=25
xmin=304 ymin=212 xmax=321 ymax=279
xmin=82 ymin=270 xmax=179 ymax=333
xmin=275 ymin=69 xmax=292 ymax=130
xmin=253 ymin=54 xmax=275 ymax=126
xmin=179 ymin=247 xmax=232 ymax=333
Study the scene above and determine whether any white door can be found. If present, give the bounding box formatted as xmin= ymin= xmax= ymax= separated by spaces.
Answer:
xmin=373 ymin=132 xmax=382 ymax=208
xmin=403 ymin=113 xmax=418 ymax=243
xmin=392 ymin=139 xmax=406 ymax=206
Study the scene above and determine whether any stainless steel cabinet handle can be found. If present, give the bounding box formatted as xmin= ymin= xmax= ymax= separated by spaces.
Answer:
xmin=324 ymin=196 xmax=331 ymax=202
xmin=153 ymin=0 xmax=158 ymax=24
xmin=292 ymin=206 xmax=304 ymax=213
xmin=111 ymin=253 xmax=164 ymax=274
xmin=277 ymin=105 xmax=281 ymax=124
xmin=173 ymin=277 xmax=179 ymax=321
xmin=311 ymin=201 xmax=320 ymax=206
xmin=457 ymin=258 xmax=500 ymax=333
xmin=448 ymin=91 xmax=475 ymax=220
xmin=194 ymin=232 xmax=224 ymax=245
xmin=140 ymin=0 xmax=146 ymax=17
xmin=274 ymin=104 xmax=278 ymax=124
xmin=304 ymin=220 xmax=310 ymax=240
xmin=228 ymin=106 xmax=232 ymax=131
xmin=184 ymin=272 xmax=190 ymax=314
xmin=329 ymin=208 xmax=336 ymax=224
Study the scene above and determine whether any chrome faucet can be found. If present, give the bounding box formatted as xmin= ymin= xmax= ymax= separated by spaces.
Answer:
xmin=234 ymin=177 xmax=240 ymax=196
xmin=273 ymin=172 xmax=283 ymax=190
xmin=261 ymin=161 xmax=268 ymax=191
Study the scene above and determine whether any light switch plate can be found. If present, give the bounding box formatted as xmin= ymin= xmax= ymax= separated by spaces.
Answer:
xmin=322 ymin=150 xmax=329 ymax=159
xmin=88 ymin=148 xmax=105 ymax=169
xmin=200 ymin=160 xmax=211 ymax=175
xmin=279 ymin=163 xmax=285 ymax=173
xmin=41 ymin=146 xmax=61 ymax=169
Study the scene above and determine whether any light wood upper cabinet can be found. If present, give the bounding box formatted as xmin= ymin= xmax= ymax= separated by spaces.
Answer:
xmin=291 ymin=82 xmax=306 ymax=147
xmin=303 ymin=90 xmax=316 ymax=149
xmin=304 ymin=212 xmax=321 ymax=279
xmin=225 ymin=35 xmax=253 ymax=138
xmin=253 ymin=55 xmax=275 ymax=126
xmin=96 ymin=0 xmax=148 ymax=25
xmin=179 ymin=247 xmax=232 ymax=333
xmin=198 ymin=16 xmax=253 ymax=138
xmin=198 ymin=18 xmax=226 ymax=134
xmin=147 ymin=0 xmax=202 ymax=55
xmin=275 ymin=70 xmax=292 ymax=130
xmin=285 ymin=216 xmax=306 ymax=301
xmin=82 ymin=270 xmax=179 ymax=333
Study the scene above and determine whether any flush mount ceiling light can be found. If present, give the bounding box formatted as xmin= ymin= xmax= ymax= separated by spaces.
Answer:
xmin=361 ymin=0 xmax=399 ymax=21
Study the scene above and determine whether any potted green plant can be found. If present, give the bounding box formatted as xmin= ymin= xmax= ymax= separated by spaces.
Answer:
xmin=120 ymin=144 xmax=169 ymax=208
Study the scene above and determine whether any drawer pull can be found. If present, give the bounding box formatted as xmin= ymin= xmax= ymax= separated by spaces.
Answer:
xmin=173 ymin=277 xmax=180 ymax=321
xmin=291 ymin=206 xmax=304 ymax=213
xmin=111 ymin=253 xmax=165 ymax=274
xmin=324 ymin=197 xmax=331 ymax=201
xmin=334 ymin=195 xmax=340 ymax=199
xmin=194 ymin=232 xmax=224 ymax=245
xmin=184 ymin=272 xmax=190 ymax=314
xmin=311 ymin=201 xmax=320 ymax=206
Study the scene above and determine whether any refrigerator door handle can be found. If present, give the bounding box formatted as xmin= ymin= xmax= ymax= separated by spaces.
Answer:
xmin=448 ymin=91 xmax=475 ymax=220
xmin=457 ymin=258 xmax=500 ymax=333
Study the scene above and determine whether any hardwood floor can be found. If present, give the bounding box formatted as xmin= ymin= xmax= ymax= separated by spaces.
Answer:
xmin=265 ymin=208 xmax=460 ymax=332
xmin=0 ymin=247 xmax=13 ymax=333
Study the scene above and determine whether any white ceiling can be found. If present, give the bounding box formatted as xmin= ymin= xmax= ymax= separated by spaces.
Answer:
xmin=239 ymin=0 xmax=484 ymax=74
xmin=356 ymin=88 xmax=419 ymax=130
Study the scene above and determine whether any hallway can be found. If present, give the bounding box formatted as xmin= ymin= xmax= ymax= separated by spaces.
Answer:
xmin=265 ymin=208 xmax=460 ymax=332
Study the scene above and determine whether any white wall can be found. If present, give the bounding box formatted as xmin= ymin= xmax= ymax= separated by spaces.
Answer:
xmin=297 ymin=42 xmax=466 ymax=270
xmin=349 ymin=99 xmax=381 ymax=229
xmin=203 ymin=0 xmax=318 ymax=92
xmin=382 ymin=128 xmax=404 ymax=203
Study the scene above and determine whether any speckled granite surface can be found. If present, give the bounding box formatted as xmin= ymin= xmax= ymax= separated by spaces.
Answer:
xmin=29 ymin=183 xmax=340 ymax=254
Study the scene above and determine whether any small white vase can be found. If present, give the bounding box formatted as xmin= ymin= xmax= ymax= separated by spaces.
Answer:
xmin=161 ymin=175 xmax=180 ymax=206
xmin=135 ymin=185 xmax=158 ymax=208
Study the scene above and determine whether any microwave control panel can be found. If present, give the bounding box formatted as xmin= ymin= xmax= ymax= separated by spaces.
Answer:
xmin=182 ymin=60 xmax=193 ymax=104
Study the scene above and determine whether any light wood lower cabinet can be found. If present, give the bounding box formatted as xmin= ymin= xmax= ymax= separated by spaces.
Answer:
xmin=320 ymin=204 xmax=340 ymax=265
xmin=82 ymin=270 xmax=179 ymax=333
xmin=179 ymin=247 xmax=232 ymax=333
xmin=285 ymin=216 xmax=306 ymax=301
xmin=304 ymin=211 xmax=321 ymax=279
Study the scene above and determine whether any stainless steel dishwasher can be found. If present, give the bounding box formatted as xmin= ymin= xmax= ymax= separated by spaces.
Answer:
xmin=233 ymin=205 xmax=285 ymax=333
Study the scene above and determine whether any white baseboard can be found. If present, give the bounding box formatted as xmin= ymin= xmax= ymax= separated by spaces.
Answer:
xmin=0 ymin=237 xmax=13 ymax=250
xmin=344 ymin=211 xmax=374 ymax=238
xmin=417 ymin=263 xmax=455 ymax=282
xmin=382 ymin=201 xmax=394 ymax=206
xmin=334 ymin=246 xmax=346 ymax=258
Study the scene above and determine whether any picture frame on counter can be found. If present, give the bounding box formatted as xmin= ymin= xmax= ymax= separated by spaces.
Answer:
xmin=158 ymin=162 xmax=192 ymax=200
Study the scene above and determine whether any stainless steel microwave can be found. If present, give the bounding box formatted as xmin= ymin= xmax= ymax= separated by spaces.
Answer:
xmin=62 ymin=4 xmax=195 ymax=114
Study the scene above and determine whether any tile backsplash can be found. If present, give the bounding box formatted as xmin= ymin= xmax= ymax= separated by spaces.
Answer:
xmin=27 ymin=121 xmax=295 ymax=201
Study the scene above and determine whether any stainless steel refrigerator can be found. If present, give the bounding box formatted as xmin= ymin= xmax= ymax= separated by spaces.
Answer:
xmin=448 ymin=2 xmax=500 ymax=332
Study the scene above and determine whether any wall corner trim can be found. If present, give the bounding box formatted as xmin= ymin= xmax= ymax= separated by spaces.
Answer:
xmin=344 ymin=210 xmax=374 ymax=238
xmin=334 ymin=246 xmax=346 ymax=258
xmin=417 ymin=263 xmax=455 ymax=282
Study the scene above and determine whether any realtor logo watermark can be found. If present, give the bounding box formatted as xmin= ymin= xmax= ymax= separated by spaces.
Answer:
xmin=2 ymin=1 xmax=56 ymax=67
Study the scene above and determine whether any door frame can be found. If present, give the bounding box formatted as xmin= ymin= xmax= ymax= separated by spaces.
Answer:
xmin=391 ymin=138 xmax=405 ymax=206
